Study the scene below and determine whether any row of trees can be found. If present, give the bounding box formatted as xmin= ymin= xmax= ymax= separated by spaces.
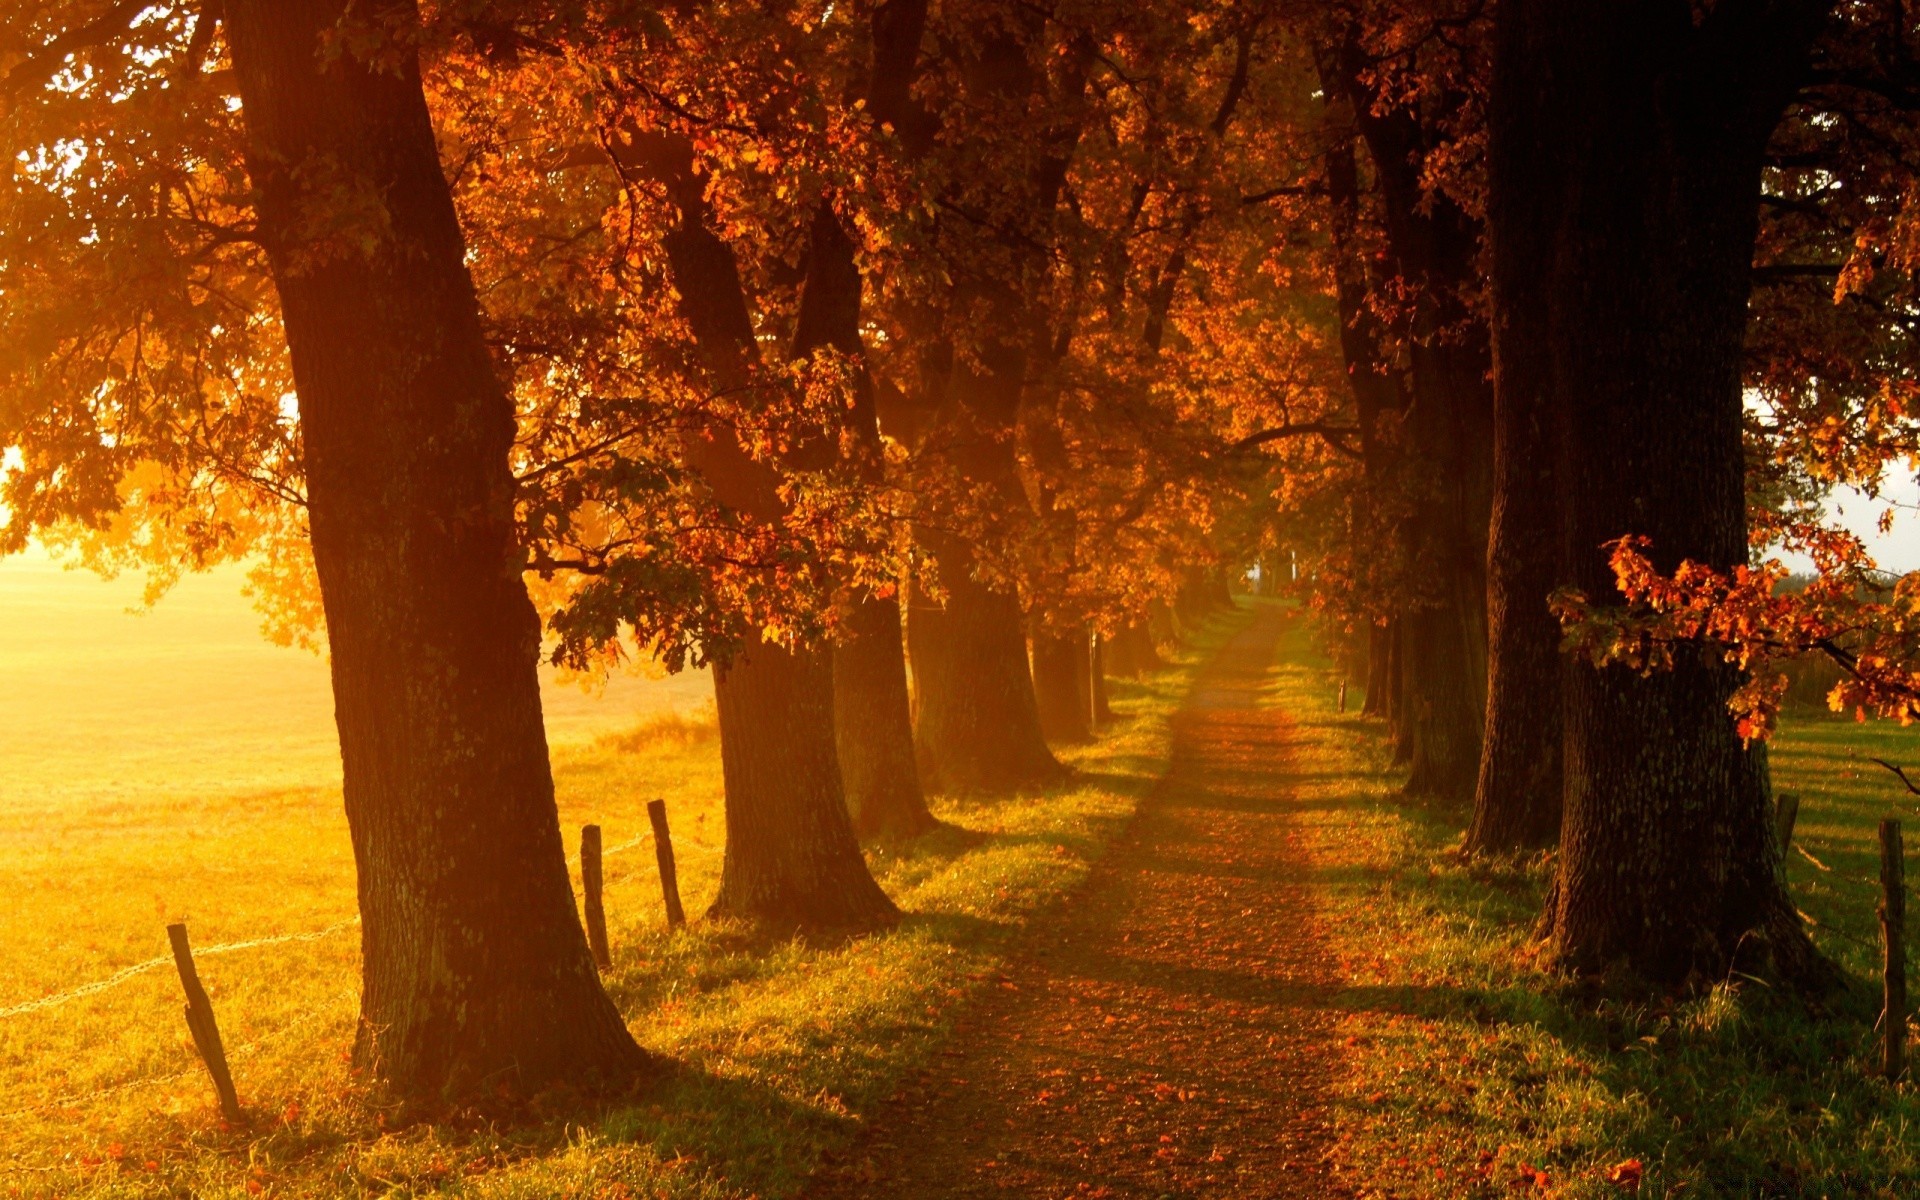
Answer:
xmin=1303 ymin=0 xmax=1920 ymax=995
xmin=1 ymin=0 xmax=1310 ymax=1105
xmin=11 ymin=0 xmax=1917 ymax=1107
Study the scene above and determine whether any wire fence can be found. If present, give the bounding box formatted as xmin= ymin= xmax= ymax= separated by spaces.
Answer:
xmin=0 ymin=918 xmax=362 ymax=1023
xmin=0 ymin=817 xmax=721 ymax=1028
xmin=1786 ymin=834 xmax=1903 ymax=955
xmin=0 ymin=814 xmax=697 ymax=1135
xmin=0 ymin=803 xmax=716 ymax=1127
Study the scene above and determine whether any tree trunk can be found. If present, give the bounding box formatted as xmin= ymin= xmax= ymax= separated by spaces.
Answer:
xmin=1091 ymin=634 xmax=1113 ymax=723
xmin=1362 ymin=621 xmax=1392 ymax=718
xmin=709 ymin=641 xmax=900 ymax=926
xmin=1107 ymin=621 xmax=1163 ymax=677
xmin=1334 ymin=43 xmax=1493 ymax=804
xmin=1502 ymin=0 xmax=1833 ymax=984
xmin=1031 ymin=625 xmax=1094 ymax=744
xmin=910 ymin=542 xmax=1066 ymax=791
xmin=1148 ymin=599 xmax=1181 ymax=651
xmin=1468 ymin=0 xmax=1568 ymax=853
xmin=224 ymin=0 xmax=644 ymax=1103
xmin=907 ymin=339 xmax=1062 ymax=794
xmin=1387 ymin=619 xmax=1413 ymax=764
xmin=1401 ymin=598 xmax=1485 ymax=800
xmin=834 ymin=591 xmax=935 ymax=839
xmin=1317 ymin=88 xmax=1407 ymax=730
xmin=904 ymin=13 xmax=1075 ymax=795
xmin=1174 ymin=567 xmax=1214 ymax=629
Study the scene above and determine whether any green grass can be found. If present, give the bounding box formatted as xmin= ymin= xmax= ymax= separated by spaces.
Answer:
xmin=0 ymin=606 xmax=1250 ymax=1199
xmin=1267 ymin=620 xmax=1920 ymax=1198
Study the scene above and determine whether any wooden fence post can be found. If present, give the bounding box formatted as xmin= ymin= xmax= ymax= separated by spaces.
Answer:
xmin=166 ymin=923 xmax=242 ymax=1122
xmin=1088 ymin=631 xmax=1100 ymax=732
xmin=647 ymin=799 xmax=687 ymax=930
xmin=1882 ymin=817 xmax=1907 ymax=1082
xmin=581 ymin=824 xmax=611 ymax=971
xmin=1775 ymin=792 xmax=1800 ymax=858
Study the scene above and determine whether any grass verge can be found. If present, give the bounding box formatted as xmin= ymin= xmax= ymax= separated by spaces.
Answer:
xmin=0 ymin=605 xmax=1247 ymax=1199
xmin=1265 ymin=618 xmax=1920 ymax=1198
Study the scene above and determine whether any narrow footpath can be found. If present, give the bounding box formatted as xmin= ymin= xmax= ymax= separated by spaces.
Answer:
xmin=809 ymin=604 xmax=1348 ymax=1198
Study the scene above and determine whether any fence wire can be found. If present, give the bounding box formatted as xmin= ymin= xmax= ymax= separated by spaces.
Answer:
xmin=0 ymin=918 xmax=360 ymax=1023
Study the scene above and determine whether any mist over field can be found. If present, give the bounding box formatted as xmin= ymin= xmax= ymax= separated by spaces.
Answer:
xmin=0 ymin=550 xmax=711 ymax=810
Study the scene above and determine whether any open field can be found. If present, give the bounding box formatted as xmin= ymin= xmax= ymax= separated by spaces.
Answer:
xmin=0 ymin=557 xmax=1240 ymax=1198
xmin=0 ymin=551 xmax=712 ymax=810
xmin=1275 ymin=622 xmax=1920 ymax=1199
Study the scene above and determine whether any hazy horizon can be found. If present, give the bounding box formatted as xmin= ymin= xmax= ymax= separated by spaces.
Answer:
xmin=0 ymin=546 xmax=711 ymax=811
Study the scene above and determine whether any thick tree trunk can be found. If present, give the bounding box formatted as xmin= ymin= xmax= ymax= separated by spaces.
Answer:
xmin=709 ymin=641 xmax=900 ymax=926
xmin=1207 ymin=567 xmax=1235 ymax=610
xmin=907 ymin=12 xmax=1070 ymax=794
xmin=1174 ymin=568 xmax=1215 ymax=629
xmin=1386 ymin=619 xmax=1413 ymax=764
xmin=1361 ymin=621 xmax=1392 ymax=718
xmin=224 ymin=0 xmax=644 ymax=1103
xmin=910 ymin=541 xmax=1066 ymax=791
xmin=1317 ymin=94 xmax=1407 ymax=730
xmin=1401 ymin=598 xmax=1485 ymax=800
xmin=1106 ymin=621 xmax=1163 ymax=678
xmin=1031 ymin=625 xmax=1094 ymax=743
xmin=1148 ymin=599 xmax=1181 ymax=651
xmin=1336 ymin=46 xmax=1493 ymax=804
xmin=1502 ymin=0 xmax=1833 ymax=984
xmin=834 ymin=591 xmax=935 ymax=839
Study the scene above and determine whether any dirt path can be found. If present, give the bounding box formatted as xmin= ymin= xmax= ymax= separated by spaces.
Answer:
xmin=808 ymin=605 xmax=1347 ymax=1199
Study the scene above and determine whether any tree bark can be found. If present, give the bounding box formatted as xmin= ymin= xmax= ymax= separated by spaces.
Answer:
xmin=1109 ymin=621 xmax=1164 ymax=677
xmin=833 ymin=586 xmax=934 ymax=839
xmin=1317 ymin=85 xmax=1407 ymax=729
xmin=1467 ymin=0 xmax=1568 ymax=853
xmin=1387 ymin=618 xmax=1413 ymax=764
xmin=709 ymin=640 xmax=900 ymax=927
xmin=224 ymin=0 xmax=644 ymax=1103
xmin=1501 ymin=0 xmax=1834 ymax=984
xmin=1362 ymin=621 xmax=1392 ymax=718
xmin=1031 ymin=625 xmax=1094 ymax=743
xmin=910 ymin=534 xmax=1066 ymax=791
xmin=908 ymin=340 xmax=1063 ymax=792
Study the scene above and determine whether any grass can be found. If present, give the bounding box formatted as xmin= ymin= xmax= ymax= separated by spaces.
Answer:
xmin=0 ymin=585 xmax=1249 ymax=1198
xmin=1264 ymin=617 xmax=1920 ymax=1198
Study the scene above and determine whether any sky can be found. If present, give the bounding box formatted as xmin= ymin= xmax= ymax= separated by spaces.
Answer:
xmin=1778 ymin=474 xmax=1920 ymax=574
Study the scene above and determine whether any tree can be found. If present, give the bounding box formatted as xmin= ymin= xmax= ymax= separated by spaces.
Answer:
xmin=1313 ymin=8 xmax=1493 ymax=803
xmin=1467 ymin=0 xmax=1564 ymax=853
xmin=1493 ymin=0 xmax=1834 ymax=984
xmin=797 ymin=0 xmax=941 ymax=839
xmin=897 ymin=5 xmax=1077 ymax=793
xmin=2 ymin=0 xmax=647 ymax=1103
